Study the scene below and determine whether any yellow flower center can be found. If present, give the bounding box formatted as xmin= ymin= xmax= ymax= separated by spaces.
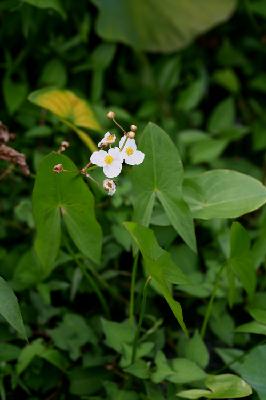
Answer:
xmin=107 ymin=134 xmax=115 ymax=142
xmin=126 ymin=147 xmax=134 ymax=156
xmin=104 ymin=155 xmax=114 ymax=165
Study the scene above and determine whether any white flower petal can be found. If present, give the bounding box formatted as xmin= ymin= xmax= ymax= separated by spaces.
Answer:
xmin=103 ymin=161 xmax=122 ymax=178
xmin=90 ymin=150 xmax=107 ymax=166
xmin=109 ymin=147 xmax=123 ymax=163
xmin=119 ymin=136 xmax=136 ymax=150
xmin=124 ymin=150 xmax=145 ymax=165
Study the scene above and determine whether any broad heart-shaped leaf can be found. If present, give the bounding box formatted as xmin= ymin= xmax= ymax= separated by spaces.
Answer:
xmin=131 ymin=122 xmax=196 ymax=252
xmin=124 ymin=222 xmax=188 ymax=334
xmin=28 ymin=88 xmax=101 ymax=150
xmin=94 ymin=0 xmax=237 ymax=53
xmin=0 ymin=276 xmax=26 ymax=338
xmin=228 ymin=222 xmax=256 ymax=297
xmin=178 ymin=374 xmax=252 ymax=399
xmin=184 ymin=169 xmax=266 ymax=219
xmin=32 ymin=152 xmax=102 ymax=272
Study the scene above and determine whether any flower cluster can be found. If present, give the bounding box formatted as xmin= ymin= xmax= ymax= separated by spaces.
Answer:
xmin=52 ymin=112 xmax=145 ymax=197
xmin=89 ymin=112 xmax=145 ymax=195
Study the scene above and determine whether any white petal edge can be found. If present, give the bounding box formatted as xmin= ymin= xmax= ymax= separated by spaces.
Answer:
xmin=90 ymin=150 xmax=107 ymax=166
xmin=103 ymin=162 xmax=122 ymax=178
xmin=124 ymin=150 xmax=145 ymax=165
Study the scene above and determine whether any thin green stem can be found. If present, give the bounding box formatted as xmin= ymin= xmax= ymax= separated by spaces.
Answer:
xmin=200 ymin=263 xmax=225 ymax=339
xmin=64 ymin=238 xmax=110 ymax=318
xmin=129 ymin=252 xmax=139 ymax=324
xmin=131 ymin=276 xmax=151 ymax=364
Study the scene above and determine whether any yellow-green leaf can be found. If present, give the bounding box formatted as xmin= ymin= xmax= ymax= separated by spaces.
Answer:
xmin=28 ymin=88 xmax=101 ymax=131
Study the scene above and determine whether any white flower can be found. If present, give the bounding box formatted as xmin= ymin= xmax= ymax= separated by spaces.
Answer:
xmin=90 ymin=147 xmax=123 ymax=178
xmin=98 ymin=131 xmax=116 ymax=148
xmin=119 ymin=137 xmax=145 ymax=165
xmin=103 ymin=179 xmax=116 ymax=196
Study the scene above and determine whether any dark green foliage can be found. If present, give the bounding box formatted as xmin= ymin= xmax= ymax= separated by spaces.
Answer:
xmin=1 ymin=1 xmax=266 ymax=399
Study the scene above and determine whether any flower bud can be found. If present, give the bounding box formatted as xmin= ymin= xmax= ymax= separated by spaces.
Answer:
xmin=53 ymin=164 xmax=63 ymax=173
xmin=61 ymin=140 xmax=70 ymax=149
xmin=130 ymin=124 xmax=137 ymax=132
xmin=127 ymin=131 xmax=135 ymax=139
xmin=107 ymin=111 xmax=115 ymax=119
xmin=103 ymin=179 xmax=116 ymax=196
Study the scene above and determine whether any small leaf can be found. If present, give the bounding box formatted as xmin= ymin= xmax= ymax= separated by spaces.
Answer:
xmin=16 ymin=339 xmax=45 ymax=375
xmin=178 ymin=374 xmax=252 ymax=399
xmin=184 ymin=170 xmax=266 ymax=219
xmin=235 ymin=321 xmax=266 ymax=335
xmin=208 ymin=97 xmax=235 ymax=133
xmin=0 ymin=276 xmax=26 ymax=338
xmin=228 ymin=222 xmax=256 ymax=297
xmin=101 ymin=318 xmax=135 ymax=353
xmin=184 ymin=330 xmax=209 ymax=368
xmin=22 ymin=0 xmax=66 ymax=19
xmin=3 ymin=76 xmax=28 ymax=115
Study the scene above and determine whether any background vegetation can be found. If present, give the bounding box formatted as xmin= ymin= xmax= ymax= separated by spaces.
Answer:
xmin=1 ymin=0 xmax=266 ymax=399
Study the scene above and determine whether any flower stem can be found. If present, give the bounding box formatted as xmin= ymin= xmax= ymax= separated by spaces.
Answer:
xmin=129 ymin=252 xmax=139 ymax=324
xmin=131 ymin=275 xmax=151 ymax=364
xmin=200 ymin=263 xmax=225 ymax=339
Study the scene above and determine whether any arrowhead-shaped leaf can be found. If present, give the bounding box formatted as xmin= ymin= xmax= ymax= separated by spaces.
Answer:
xmin=32 ymin=152 xmax=102 ymax=272
xmin=131 ymin=122 xmax=196 ymax=252
xmin=124 ymin=222 xmax=188 ymax=333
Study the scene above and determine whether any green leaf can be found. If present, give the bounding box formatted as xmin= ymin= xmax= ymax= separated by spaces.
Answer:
xmin=169 ymin=358 xmax=206 ymax=384
xmin=101 ymin=318 xmax=135 ymax=353
xmin=16 ymin=339 xmax=45 ymax=375
xmin=39 ymin=59 xmax=67 ymax=88
xmin=94 ymin=0 xmax=237 ymax=53
xmin=213 ymin=69 xmax=240 ymax=93
xmin=151 ymin=352 xmax=206 ymax=384
xmin=124 ymin=360 xmax=150 ymax=379
xmin=3 ymin=75 xmax=28 ymax=115
xmin=228 ymin=222 xmax=256 ymax=297
xmin=32 ymin=152 xmax=102 ymax=272
xmin=28 ymin=88 xmax=101 ymax=150
xmin=178 ymin=374 xmax=252 ymax=399
xmin=22 ymin=0 xmax=66 ymax=19
xmin=189 ymin=138 xmax=228 ymax=164
xmin=235 ymin=321 xmax=266 ymax=335
xmin=216 ymin=346 xmax=266 ymax=399
xmin=0 ymin=276 xmax=26 ymax=338
xmin=208 ymin=98 xmax=235 ymax=134
xmin=184 ymin=330 xmax=209 ymax=368
xmin=48 ymin=314 xmax=97 ymax=361
xmin=124 ymin=222 xmax=188 ymax=333
xmin=131 ymin=122 xmax=196 ymax=252
xmin=184 ymin=170 xmax=266 ymax=219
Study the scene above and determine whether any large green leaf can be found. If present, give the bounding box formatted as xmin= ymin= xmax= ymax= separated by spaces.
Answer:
xmin=0 ymin=276 xmax=26 ymax=338
xmin=32 ymin=152 xmax=102 ymax=272
xmin=184 ymin=170 xmax=266 ymax=219
xmin=94 ymin=0 xmax=237 ymax=53
xmin=124 ymin=222 xmax=188 ymax=333
xmin=131 ymin=122 xmax=196 ymax=252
